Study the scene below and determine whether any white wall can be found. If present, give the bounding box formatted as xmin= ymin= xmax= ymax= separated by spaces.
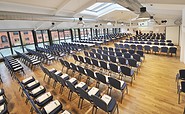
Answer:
xmin=166 ymin=26 xmax=180 ymax=45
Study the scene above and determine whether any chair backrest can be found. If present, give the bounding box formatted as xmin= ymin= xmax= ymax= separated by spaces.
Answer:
xmin=91 ymin=95 xmax=108 ymax=112
xmin=96 ymin=53 xmax=102 ymax=60
xmin=92 ymin=59 xmax=99 ymax=67
xmin=161 ymin=47 xmax=168 ymax=52
xmin=136 ymin=50 xmax=144 ymax=57
xmin=77 ymin=87 xmax=91 ymax=101
xmin=90 ymin=52 xmax=95 ymax=58
xmin=96 ymin=72 xmax=107 ymax=84
xmin=128 ymin=49 xmax=135 ymax=55
xmin=137 ymin=45 xmax=143 ymax=50
xmin=128 ymin=58 xmax=137 ymax=67
xmin=132 ymin=54 xmax=141 ymax=62
xmin=109 ymin=51 xmax=114 ymax=56
xmin=102 ymin=54 xmax=109 ymax=61
xmin=181 ymin=81 xmax=185 ymax=92
xmin=120 ymin=66 xmax=132 ymax=76
xmin=118 ymin=57 xmax=127 ymax=65
xmin=144 ymin=45 xmax=150 ymax=50
xmin=70 ymin=63 xmax=77 ymax=71
xmin=92 ymin=49 xmax=96 ymax=53
xmin=108 ymin=77 xmax=121 ymax=90
xmin=180 ymin=70 xmax=185 ymax=79
xmin=79 ymin=56 xmax=85 ymax=63
xmin=169 ymin=47 xmax=177 ymax=53
xmin=116 ymin=51 xmax=122 ymax=57
xmin=97 ymin=49 xmax=102 ymax=54
xmin=100 ymin=61 xmax=108 ymax=70
xmin=66 ymin=80 xmax=77 ymax=92
xmin=109 ymin=63 xmax=119 ymax=73
xmin=109 ymin=56 xmax=117 ymax=63
xmin=72 ymin=55 xmax=78 ymax=61
xmin=64 ymin=61 xmax=70 ymax=68
xmin=57 ymin=75 xmax=67 ymax=86
xmin=124 ymin=52 xmax=131 ymax=59
xmin=152 ymin=46 xmax=159 ymax=51
xmin=86 ymin=68 xmax=96 ymax=79
xmin=77 ymin=66 xmax=85 ymax=75
xmin=84 ymin=51 xmax=89 ymax=57
xmin=85 ymin=57 xmax=92 ymax=65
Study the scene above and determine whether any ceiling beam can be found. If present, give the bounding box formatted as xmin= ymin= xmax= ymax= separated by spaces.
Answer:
xmin=53 ymin=0 xmax=72 ymax=15
xmin=34 ymin=22 xmax=45 ymax=31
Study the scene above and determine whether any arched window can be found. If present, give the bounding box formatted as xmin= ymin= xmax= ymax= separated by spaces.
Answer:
xmin=1 ymin=35 xmax=8 ymax=43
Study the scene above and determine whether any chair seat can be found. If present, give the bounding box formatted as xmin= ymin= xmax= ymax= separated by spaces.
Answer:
xmin=35 ymin=92 xmax=53 ymax=107
xmin=22 ymin=76 xmax=35 ymax=85
xmin=0 ymin=96 xmax=6 ymax=105
xmin=87 ymin=87 xmax=100 ymax=96
xmin=26 ymin=80 xmax=40 ymax=90
xmin=75 ymin=82 xmax=88 ymax=90
xmin=61 ymin=110 xmax=71 ymax=114
xmin=0 ymin=89 xmax=5 ymax=96
xmin=0 ymin=103 xmax=8 ymax=114
xmin=60 ymin=74 xmax=70 ymax=80
xmin=101 ymin=95 xmax=116 ymax=112
xmin=49 ymin=68 xmax=57 ymax=73
xmin=42 ymin=100 xmax=62 ymax=114
xmin=29 ymin=86 xmax=46 ymax=98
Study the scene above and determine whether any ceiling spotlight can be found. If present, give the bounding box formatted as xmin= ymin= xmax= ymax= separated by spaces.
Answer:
xmin=107 ymin=22 xmax=112 ymax=25
xmin=77 ymin=17 xmax=85 ymax=25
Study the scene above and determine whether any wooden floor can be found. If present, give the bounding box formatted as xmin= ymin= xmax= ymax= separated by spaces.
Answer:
xmin=0 ymin=41 xmax=185 ymax=114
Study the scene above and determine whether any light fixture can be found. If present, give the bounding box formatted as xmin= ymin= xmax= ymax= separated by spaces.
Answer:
xmin=107 ymin=22 xmax=112 ymax=25
xmin=121 ymin=22 xmax=124 ymax=26
xmin=77 ymin=17 xmax=85 ymax=25
xmin=137 ymin=7 xmax=150 ymax=20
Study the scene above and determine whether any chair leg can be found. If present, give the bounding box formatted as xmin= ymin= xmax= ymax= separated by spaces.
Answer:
xmin=117 ymin=103 xmax=119 ymax=114
xmin=78 ymin=98 xmax=81 ymax=108
xmin=81 ymin=99 xmax=84 ymax=109
xmin=178 ymin=92 xmax=181 ymax=104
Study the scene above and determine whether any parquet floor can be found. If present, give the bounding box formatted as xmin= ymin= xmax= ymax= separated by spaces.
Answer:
xmin=0 ymin=41 xmax=184 ymax=114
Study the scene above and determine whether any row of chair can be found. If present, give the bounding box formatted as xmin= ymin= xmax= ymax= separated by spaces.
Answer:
xmin=71 ymin=55 xmax=136 ymax=85
xmin=60 ymin=42 xmax=89 ymax=50
xmin=84 ymin=50 xmax=142 ymax=73
xmin=15 ymin=50 xmax=41 ymax=70
xmin=95 ymin=47 xmax=145 ymax=59
xmin=115 ymin=43 xmax=177 ymax=56
xmin=91 ymin=48 xmax=145 ymax=60
xmin=41 ymin=64 xmax=120 ymax=113
xmin=125 ymin=38 xmax=171 ymax=43
xmin=134 ymin=33 xmax=165 ymax=40
xmin=0 ymin=89 xmax=9 ymax=114
xmin=2 ymin=55 xmax=25 ymax=77
xmin=26 ymin=48 xmax=55 ymax=64
xmin=19 ymin=76 xmax=70 ymax=114
xmin=123 ymin=40 xmax=174 ymax=46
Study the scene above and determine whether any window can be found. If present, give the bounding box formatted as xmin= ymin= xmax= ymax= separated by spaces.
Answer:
xmin=0 ymin=32 xmax=11 ymax=57
xmin=25 ymin=37 xmax=29 ymax=41
xmin=24 ymin=31 xmax=28 ymax=34
xmin=38 ymin=36 xmax=42 ymax=39
xmin=13 ymin=32 xmax=19 ymax=35
xmin=1 ymin=35 xmax=8 ymax=43
xmin=10 ymin=31 xmax=23 ymax=54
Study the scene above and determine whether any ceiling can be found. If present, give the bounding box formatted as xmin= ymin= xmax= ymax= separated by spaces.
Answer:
xmin=0 ymin=0 xmax=184 ymax=30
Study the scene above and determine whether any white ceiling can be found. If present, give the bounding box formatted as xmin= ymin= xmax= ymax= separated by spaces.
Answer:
xmin=0 ymin=0 xmax=184 ymax=30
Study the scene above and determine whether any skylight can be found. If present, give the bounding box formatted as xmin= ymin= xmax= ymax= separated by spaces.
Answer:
xmin=79 ymin=2 xmax=129 ymax=17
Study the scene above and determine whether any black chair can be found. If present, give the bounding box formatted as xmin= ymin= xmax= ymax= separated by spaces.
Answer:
xmin=116 ymin=51 xmax=122 ymax=57
xmin=72 ymin=54 xmax=79 ymax=63
xmin=166 ymin=40 xmax=172 ymax=43
xmin=137 ymin=45 xmax=143 ymax=50
xmin=92 ymin=59 xmax=99 ymax=69
xmin=144 ymin=45 xmax=151 ymax=53
xmin=160 ymin=42 xmax=166 ymax=45
xmin=66 ymin=78 xmax=78 ymax=100
xmin=70 ymin=63 xmax=77 ymax=76
xmin=160 ymin=47 xmax=168 ymax=55
xmin=118 ymin=57 xmax=127 ymax=66
xmin=91 ymin=94 xmax=119 ymax=114
xmin=176 ymin=70 xmax=185 ymax=89
xmin=84 ymin=51 xmax=89 ymax=57
xmin=128 ymin=49 xmax=135 ymax=55
xmin=115 ymin=48 xmax=120 ymax=52
xmin=95 ymin=72 xmax=109 ymax=90
xmin=124 ymin=52 xmax=131 ymax=59
xmin=109 ymin=63 xmax=120 ymax=77
xmin=136 ymin=50 xmax=145 ymax=60
xmin=169 ymin=47 xmax=177 ymax=56
xmin=168 ymin=43 xmax=174 ymax=46
xmin=120 ymin=66 xmax=135 ymax=85
xmin=41 ymin=100 xmax=62 ymax=114
xmin=57 ymin=74 xmax=70 ymax=93
xmin=127 ymin=58 xmax=139 ymax=74
xmin=77 ymin=87 xmax=100 ymax=109
xmin=108 ymin=77 xmax=128 ymax=103
xmin=102 ymin=54 xmax=109 ymax=61
xmin=146 ymin=42 xmax=152 ymax=45
xmin=109 ymin=47 xmax=114 ymax=52
xmin=99 ymin=61 xmax=109 ymax=74
xmin=97 ymin=49 xmax=103 ymax=54
xmin=132 ymin=54 xmax=142 ymax=63
xmin=92 ymin=49 xmax=96 ymax=53
xmin=109 ymin=56 xmax=117 ymax=63
xmin=85 ymin=68 xmax=96 ymax=85
xmin=121 ymin=49 xmax=127 ymax=54
xmin=152 ymin=46 xmax=159 ymax=54
xmin=178 ymin=82 xmax=185 ymax=104
xmin=79 ymin=55 xmax=85 ymax=64
xmin=95 ymin=53 xmax=102 ymax=60
xmin=130 ymin=45 xmax=136 ymax=50
xmin=77 ymin=66 xmax=86 ymax=80
xmin=124 ymin=44 xmax=130 ymax=49
xmin=154 ymin=42 xmax=159 ymax=45
xmin=109 ymin=51 xmax=114 ymax=56
xmin=89 ymin=52 xmax=96 ymax=58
